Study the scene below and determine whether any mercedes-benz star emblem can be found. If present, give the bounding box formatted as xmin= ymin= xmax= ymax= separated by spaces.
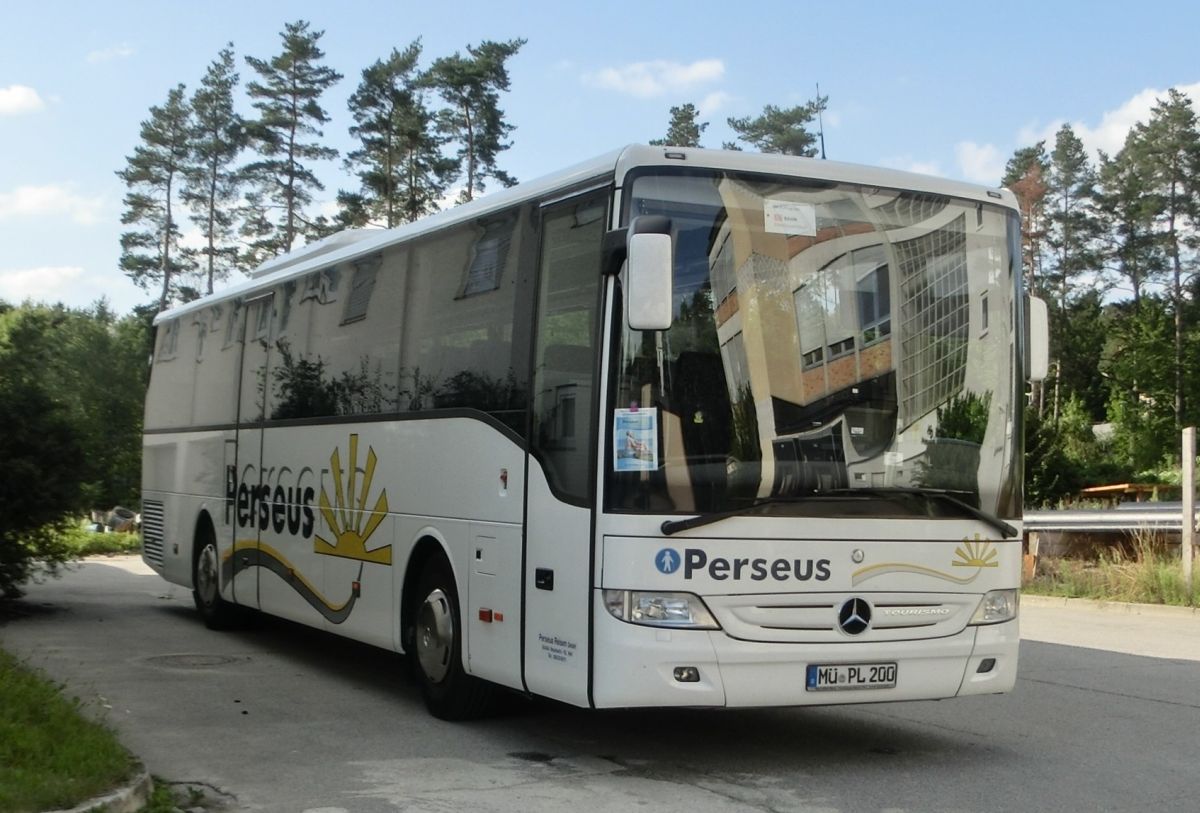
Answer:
xmin=838 ymin=598 xmax=871 ymax=635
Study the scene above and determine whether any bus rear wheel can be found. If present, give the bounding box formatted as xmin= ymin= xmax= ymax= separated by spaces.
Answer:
xmin=413 ymin=557 xmax=494 ymax=720
xmin=192 ymin=527 xmax=244 ymax=630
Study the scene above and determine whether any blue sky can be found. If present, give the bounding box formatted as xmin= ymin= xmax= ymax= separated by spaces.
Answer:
xmin=2 ymin=0 xmax=1198 ymax=314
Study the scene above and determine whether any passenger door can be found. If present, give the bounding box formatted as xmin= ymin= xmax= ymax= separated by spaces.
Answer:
xmin=231 ymin=293 xmax=274 ymax=610
xmin=522 ymin=190 xmax=608 ymax=705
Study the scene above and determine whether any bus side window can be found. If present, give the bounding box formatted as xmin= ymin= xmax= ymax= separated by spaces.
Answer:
xmin=191 ymin=304 xmax=238 ymax=427
xmin=145 ymin=317 xmax=196 ymax=431
xmin=402 ymin=207 xmax=527 ymax=432
xmin=269 ymin=251 xmax=404 ymax=420
xmin=531 ymin=193 xmax=607 ymax=503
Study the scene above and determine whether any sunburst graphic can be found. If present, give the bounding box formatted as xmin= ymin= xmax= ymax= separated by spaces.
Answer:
xmin=315 ymin=434 xmax=392 ymax=565
xmin=952 ymin=536 xmax=998 ymax=568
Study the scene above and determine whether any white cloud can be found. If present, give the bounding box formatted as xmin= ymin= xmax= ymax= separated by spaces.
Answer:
xmin=1018 ymin=81 xmax=1200 ymax=158
xmin=316 ymin=198 xmax=342 ymax=220
xmin=86 ymin=43 xmax=135 ymax=64
xmin=0 ymin=265 xmax=146 ymax=312
xmin=178 ymin=226 xmax=207 ymax=251
xmin=0 ymin=84 xmax=45 ymax=115
xmin=0 ymin=184 xmax=106 ymax=224
xmin=955 ymin=141 xmax=1006 ymax=185
xmin=698 ymin=91 xmax=733 ymax=117
xmin=584 ymin=59 xmax=725 ymax=98
xmin=0 ymin=266 xmax=85 ymax=303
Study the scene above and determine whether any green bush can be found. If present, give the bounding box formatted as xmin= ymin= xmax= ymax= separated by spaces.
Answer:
xmin=0 ymin=302 xmax=148 ymax=599
xmin=57 ymin=525 xmax=142 ymax=557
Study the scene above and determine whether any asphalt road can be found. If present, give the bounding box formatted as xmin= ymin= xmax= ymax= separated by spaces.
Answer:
xmin=2 ymin=557 xmax=1198 ymax=813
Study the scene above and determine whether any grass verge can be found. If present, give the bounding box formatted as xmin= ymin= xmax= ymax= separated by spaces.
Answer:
xmin=0 ymin=647 xmax=136 ymax=812
xmin=1024 ymin=535 xmax=1200 ymax=606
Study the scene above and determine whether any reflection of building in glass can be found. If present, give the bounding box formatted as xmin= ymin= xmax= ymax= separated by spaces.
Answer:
xmin=708 ymin=178 xmax=1008 ymax=501
xmin=895 ymin=214 xmax=968 ymax=429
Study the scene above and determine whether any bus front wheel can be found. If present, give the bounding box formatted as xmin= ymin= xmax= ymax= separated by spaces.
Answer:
xmin=413 ymin=557 xmax=494 ymax=720
xmin=192 ymin=527 xmax=244 ymax=630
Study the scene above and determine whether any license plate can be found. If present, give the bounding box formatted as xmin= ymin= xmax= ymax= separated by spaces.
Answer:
xmin=806 ymin=662 xmax=897 ymax=691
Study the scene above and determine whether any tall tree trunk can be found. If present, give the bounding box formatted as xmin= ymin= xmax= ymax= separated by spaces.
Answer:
xmin=206 ymin=160 xmax=218 ymax=295
xmin=285 ymin=76 xmax=299 ymax=252
xmin=159 ymin=174 xmax=174 ymax=313
xmin=407 ymin=148 xmax=416 ymax=224
xmin=463 ymin=102 xmax=475 ymax=202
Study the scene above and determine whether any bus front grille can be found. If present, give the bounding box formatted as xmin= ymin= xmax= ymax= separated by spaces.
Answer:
xmin=141 ymin=500 xmax=165 ymax=567
xmin=705 ymin=592 xmax=980 ymax=643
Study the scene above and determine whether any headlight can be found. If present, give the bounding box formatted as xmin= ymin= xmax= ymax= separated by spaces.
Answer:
xmin=603 ymin=589 xmax=720 ymax=630
xmin=969 ymin=588 xmax=1019 ymax=625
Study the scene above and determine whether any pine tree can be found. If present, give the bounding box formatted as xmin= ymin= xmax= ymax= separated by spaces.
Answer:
xmin=1002 ymin=142 xmax=1052 ymax=414
xmin=1045 ymin=124 xmax=1103 ymax=420
xmin=343 ymin=40 xmax=456 ymax=227
xmin=428 ymin=38 xmax=526 ymax=203
xmin=244 ymin=20 xmax=343 ymax=259
xmin=116 ymin=85 xmax=196 ymax=312
xmin=1002 ymin=142 xmax=1050 ymax=298
xmin=724 ymin=96 xmax=828 ymax=156
xmin=1046 ymin=124 xmax=1102 ymax=306
xmin=1133 ymin=88 xmax=1200 ymax=429
xmin=649 ymin=103 xmax=707 ymax=148
xmin=183 ymin=45 xmax=246 ymax=294
xmin=1095 ymin=135 xmax=1164 ymax=309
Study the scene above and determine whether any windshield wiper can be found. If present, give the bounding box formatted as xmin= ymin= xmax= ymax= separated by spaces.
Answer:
xmin=659 ymin=488 xmax=1018 ymax=538
xmin=825 ymin=487 xmax=1018 ymax=539
xmin=660 ymin=496 xmax=824 ymax=536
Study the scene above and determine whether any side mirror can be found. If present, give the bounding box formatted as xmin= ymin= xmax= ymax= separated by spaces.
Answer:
xmin=1027 ymin=295 xmax=1049 ymax=382
xmin=626 ymin=217 xmax=673 ymax=331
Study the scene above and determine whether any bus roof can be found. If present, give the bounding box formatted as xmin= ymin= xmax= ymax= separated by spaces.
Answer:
xmin=155 ymin=145 xmax=1019 ymax=325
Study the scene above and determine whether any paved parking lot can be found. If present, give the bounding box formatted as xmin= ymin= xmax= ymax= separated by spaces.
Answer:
xmin=2 ymin=557 xmax=1198 ymax=812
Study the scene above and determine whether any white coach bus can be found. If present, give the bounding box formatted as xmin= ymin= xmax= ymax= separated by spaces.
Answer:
xmin=142 ymin=145 xmax=1048 ymax=719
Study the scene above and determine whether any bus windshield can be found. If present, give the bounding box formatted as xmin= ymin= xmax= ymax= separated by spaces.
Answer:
xmin=606 ymin=169 xmax=1023 ymax=521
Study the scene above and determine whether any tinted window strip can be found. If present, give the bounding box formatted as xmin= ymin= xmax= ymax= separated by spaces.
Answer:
xmin=144 ymin=408 xmax=528 ymax=448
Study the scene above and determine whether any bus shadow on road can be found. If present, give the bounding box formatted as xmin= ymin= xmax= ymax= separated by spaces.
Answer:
xmin=150 ymin=598 xmax=976 ymax=770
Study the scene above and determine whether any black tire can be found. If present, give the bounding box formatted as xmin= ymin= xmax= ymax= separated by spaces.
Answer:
xmin=412 ymin=556 xmax=494 ymax=720
xmin=192 ymin=526 xmax=246 ymax=630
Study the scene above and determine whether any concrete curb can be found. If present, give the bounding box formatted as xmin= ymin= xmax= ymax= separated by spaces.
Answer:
xmin=44 ymin=768 xmax=153 ymax=813
xmin=1022 ymin=593 xmax=1200 ymax=618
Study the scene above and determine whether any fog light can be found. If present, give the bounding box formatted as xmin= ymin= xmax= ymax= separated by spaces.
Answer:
xmin=673 ymin=666 xmax=700 ymax=683
xmin=977 ymin=658 xmax=996 ymax=674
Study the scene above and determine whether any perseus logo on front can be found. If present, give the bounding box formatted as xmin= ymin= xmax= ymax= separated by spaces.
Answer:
xmin=656 ymin=548 xmax=832 ymax=582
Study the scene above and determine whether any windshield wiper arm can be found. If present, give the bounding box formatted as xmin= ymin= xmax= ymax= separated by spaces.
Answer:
xmin=660 ymin=488 xmax=1018 ymax=539
xmin=826 ymin=487 xmax=1018 ymax=539
xmin=660 ymin=497 xmax=810 ymax=536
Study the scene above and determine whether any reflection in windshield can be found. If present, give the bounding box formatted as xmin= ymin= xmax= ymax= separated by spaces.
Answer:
xmin=607 ymin=170 xmax=1022 ymax=521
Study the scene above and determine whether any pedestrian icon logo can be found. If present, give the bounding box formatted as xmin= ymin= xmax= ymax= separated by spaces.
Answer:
xmin=655 ymin=548 xmax=681 ymax=574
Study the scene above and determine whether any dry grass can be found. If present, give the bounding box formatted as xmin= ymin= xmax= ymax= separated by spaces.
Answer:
xmin=1025 ymin=529 xmax=1199 ymax=606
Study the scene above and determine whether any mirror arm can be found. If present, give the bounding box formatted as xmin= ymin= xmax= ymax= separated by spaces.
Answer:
xmin=601 ymin=228 xmax=628 ymax=276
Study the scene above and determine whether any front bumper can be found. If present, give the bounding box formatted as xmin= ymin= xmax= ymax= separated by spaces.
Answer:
xmin=591 ymin=591 xmax=1018 ymax=708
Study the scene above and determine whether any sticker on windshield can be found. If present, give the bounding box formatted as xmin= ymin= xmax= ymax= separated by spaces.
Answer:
xmin=764 ymin=200 xmax=817 ymax=236
xmin=614 ymin=408 xmax=659 ymax=471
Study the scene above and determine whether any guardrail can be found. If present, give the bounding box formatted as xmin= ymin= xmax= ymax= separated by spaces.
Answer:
xmin=1023 ymin=504 xmax=1199 ymax=533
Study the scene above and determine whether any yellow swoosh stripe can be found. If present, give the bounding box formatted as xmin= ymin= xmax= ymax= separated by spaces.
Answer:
xmin=852 ymin=562 xmax=983 ymax=586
